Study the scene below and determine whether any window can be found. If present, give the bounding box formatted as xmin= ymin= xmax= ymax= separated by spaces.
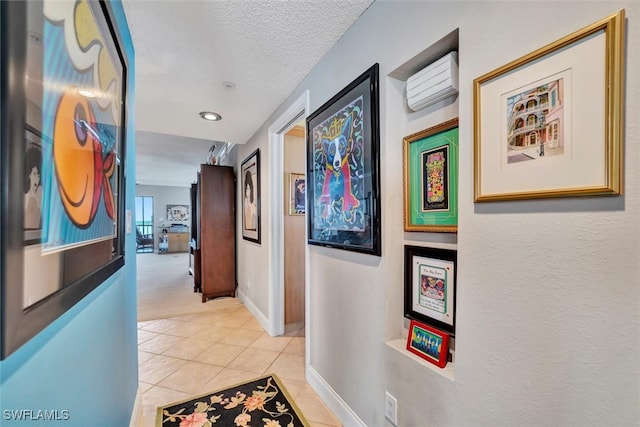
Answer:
xmin=136 ymin=196 xmax=154 ymax=253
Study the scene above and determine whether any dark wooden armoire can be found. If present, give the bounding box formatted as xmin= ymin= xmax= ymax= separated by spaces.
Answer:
xmin=193 ymin=164 xmax=236 ymax=302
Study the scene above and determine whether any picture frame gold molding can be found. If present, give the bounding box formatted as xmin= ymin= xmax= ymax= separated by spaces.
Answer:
xmin=473 ymin=9 xmax=625 ymax=202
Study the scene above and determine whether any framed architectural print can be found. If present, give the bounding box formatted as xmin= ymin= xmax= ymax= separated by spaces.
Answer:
xmin=403 ymin=118 xmax=458 ymax=232
xmin=404 ymin=245 xmax=456 ymax=335
xmin=288 ymin=173 xmax=305 ymax=215
xmin=307 ymin=63 xmax=381 ymax=256
xmin=474 ymin=10 xmax=625 ymax=202
xmin=406 ymin=320 xmax=450 ymax=368
xmin=0 ymin=0 xmax=127 ymax=358
xmin=241 ymin=148 xmax=261 ymax=244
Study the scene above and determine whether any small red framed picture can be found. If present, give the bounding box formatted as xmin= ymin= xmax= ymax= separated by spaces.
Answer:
xmin=406 ymin=320 xmax=450 ymax=368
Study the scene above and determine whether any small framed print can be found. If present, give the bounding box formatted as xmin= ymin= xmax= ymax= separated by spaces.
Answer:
xmin=288 ymin=173 xmax=305 ymax=215
xmin=406 ymin=320 xmax=450 ymax=368
xmin=404 ymin=245 xmax=456 ymax=335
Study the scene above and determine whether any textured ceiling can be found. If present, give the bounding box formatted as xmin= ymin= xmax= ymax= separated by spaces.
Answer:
xmin=122 ymin=0 xmax=374 ymax=187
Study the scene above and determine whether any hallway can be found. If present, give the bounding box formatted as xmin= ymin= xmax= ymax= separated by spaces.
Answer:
xmin=136 ymin=253 xmax=339 ymax=426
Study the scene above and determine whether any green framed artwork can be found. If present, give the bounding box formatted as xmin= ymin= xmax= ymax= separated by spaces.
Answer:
xmin=403 ymin=118 xmax=459 ymax=232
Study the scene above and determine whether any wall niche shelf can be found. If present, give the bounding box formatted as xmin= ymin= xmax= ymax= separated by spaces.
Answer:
xmin=386 ymin=338 xmax=455 ymax=382
xmin=385 ymin=26 xmax=460 ymax=384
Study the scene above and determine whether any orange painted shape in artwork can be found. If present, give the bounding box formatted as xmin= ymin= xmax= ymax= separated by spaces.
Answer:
xmin=102 ymin=151 xmax=116 ymax=220
xmin=53 ymin=93 xmax=102 ymax=228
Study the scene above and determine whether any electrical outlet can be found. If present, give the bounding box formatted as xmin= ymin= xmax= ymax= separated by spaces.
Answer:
xmin=246 ymin=279 xmax=251 ymax=289
xmin=384 ymin=391 xmax=397 ymax=425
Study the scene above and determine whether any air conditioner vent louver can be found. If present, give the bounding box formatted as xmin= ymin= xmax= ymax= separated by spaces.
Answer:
xmin=406 ymin=51 xmax=458 ymax=112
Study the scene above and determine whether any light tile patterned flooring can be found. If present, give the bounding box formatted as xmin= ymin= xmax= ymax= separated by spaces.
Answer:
xmin=137 ymin=301 xmax=341 ymax=426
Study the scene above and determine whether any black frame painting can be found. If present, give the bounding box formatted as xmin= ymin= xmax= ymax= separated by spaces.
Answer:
xmin=306 ymin=63 xmax=381 ymax=256
xmin=404 ymin=245 xmax=457 ymax=335
xmin=0 ymin=0 xmax=128 ymax=359
xmin=241 ymin=148 xmax=261 ymax=244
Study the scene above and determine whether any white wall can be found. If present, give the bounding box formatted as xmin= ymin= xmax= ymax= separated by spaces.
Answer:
xmin=135 ymin=184 xmax=191 ymax=250
xmin=236 ymin=143 xmax=271 ymax=317
xmin=238 ymin=1 xmax=639 ymax=425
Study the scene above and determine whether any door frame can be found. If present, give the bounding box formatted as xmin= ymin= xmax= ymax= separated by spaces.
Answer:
xmin=267 ymin=90 xmax=310 ymax=344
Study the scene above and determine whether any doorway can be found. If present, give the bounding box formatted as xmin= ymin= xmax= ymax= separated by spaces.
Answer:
xmin=267 ymin=90 xmax=309 ymax=340
xmin=283 ymin=121 xmax=306 ymax=328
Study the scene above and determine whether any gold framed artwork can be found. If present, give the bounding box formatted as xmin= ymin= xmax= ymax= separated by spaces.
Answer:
xmin=473 ymin=10 xmax=625 ymax=202
xmin=403 ymin=118 xmax=458 ymax=232
xmin=288 ymin=173 xmax=305 ymax=216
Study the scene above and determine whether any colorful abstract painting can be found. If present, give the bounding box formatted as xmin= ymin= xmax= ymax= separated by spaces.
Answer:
xmin=409 ymin=323 xmax=446 ymax=364
xmin=306 ymin=64 xmax=380 ymax=255
xmin=410 ymin=325 xmax=443 ymax=360
xmin=311 ymin=96 xmax=365 ymax=232
xmin=40 ymin=0 xmax=123 ymax=253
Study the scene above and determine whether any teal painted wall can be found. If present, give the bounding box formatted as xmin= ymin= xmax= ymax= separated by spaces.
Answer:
xmin=0 ymin=1 xmax=138 ymax=425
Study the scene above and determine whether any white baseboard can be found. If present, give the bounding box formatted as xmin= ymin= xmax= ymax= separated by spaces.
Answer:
xmin=306 ymin=365 xmax=367 ymax=427
xmin=240 ymin=291 xmax=273 ymax=335
xmin=129 ymin=386 xmax=142 ymax=427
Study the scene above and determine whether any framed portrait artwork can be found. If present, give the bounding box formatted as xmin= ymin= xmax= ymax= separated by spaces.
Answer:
xmin=406 ymin=320 xmax=450 ymax=368
xmin=474 ymin=10 xmax=625 ymax=202
xmin=288 ymin=173 xmax=305 ymax=215
xmin=241 ymin=148 xmax=261 ymax=243
xmin=403 ymin=118 xmax=458 ymax=232
xmin=404 ymin=245 xmax=456 ymax=335
xmin=306 ymin=63 xmax=381 ymax=256
xmin=24 ymin=125 xmax=46 ymax=245
xmin=167 ymin=204 xmax=189 ymax=221
xmin=0 ymin=0 xmax=128 ymax=358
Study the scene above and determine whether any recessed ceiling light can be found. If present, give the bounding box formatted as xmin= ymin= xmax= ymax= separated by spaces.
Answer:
xmin=199 ymin=111 xmax=222 ymax=121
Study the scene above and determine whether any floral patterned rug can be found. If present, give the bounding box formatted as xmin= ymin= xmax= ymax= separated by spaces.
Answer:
xmin=156 ymin=374 xmax=309 ymax=427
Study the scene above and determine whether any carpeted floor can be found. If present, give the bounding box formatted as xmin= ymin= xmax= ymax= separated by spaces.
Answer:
xmin=156 ymin=374 xmax=309 ymax=427
xmin=137 ymin=251 xmax=239 ymax=321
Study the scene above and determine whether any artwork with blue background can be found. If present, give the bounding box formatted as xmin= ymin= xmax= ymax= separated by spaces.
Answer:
xmin=410 ymin=325 xmax=443 ymax=361
xmin=40 ymin=0 xmax=122 ymax=253
xmin=312 ymin=96 xmax=365 ymax=232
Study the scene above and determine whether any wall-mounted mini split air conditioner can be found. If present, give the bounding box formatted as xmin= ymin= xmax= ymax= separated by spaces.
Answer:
xmin=406 ymin=51 xmax=458 ymax=112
